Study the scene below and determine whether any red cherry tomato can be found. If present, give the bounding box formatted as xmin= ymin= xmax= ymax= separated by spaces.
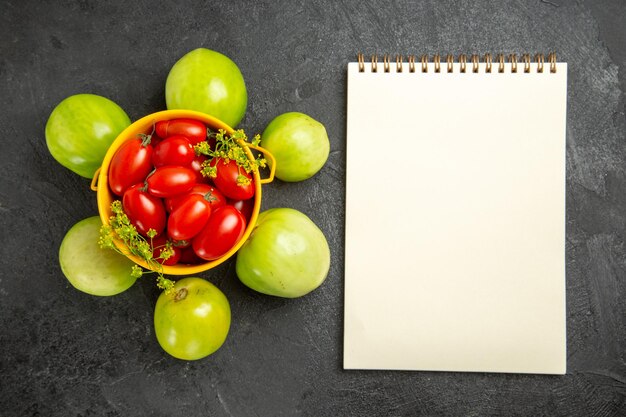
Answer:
xmin=146 ymin=166 xmax=196 ymax=198
xmin=151 ymin=235 xmax=182 ymax=266
xmin=108 ymin=137 xmax=153 ymax=196
xmin=152 ymin=135 xmax=195 ymax=167
xmin=189 ymin=154 xmax=210 ymax=184
xmin=155 ymin=119 xmax=206 ymax=144
xmin=149 ymin=130 xmax=164 ymax=147
xmin=122 ymin=184 xmax=166 ymax=237
xmin=210 ymin=158 xmax=254 ymax=200
xmin=229 ymin=198 xmax=254 ymax=221
xmin=165 ymin=184 xmax=227 ymax=212
xmin=207 ymin=136 xmax=217 ymax=152
xmin=192 ymin=206 xmax=246 ymax=261
xmin=179 ymin=246 xmax=203 ymax=265
xmin=167 ymin=194 xmax=212 ymax=241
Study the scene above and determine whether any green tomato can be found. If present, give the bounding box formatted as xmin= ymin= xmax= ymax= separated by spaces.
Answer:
xmin=165 ymin=48 xmax=247 ymax=128
xmin=45 ymin=94 xmax=131 ymax=178
xmin=236 ymin=208 xmax=330 ymax=298
xmin=261 ymin=112 xmax=330 ymax=182
xmin=59 ymin=216 xmax=137 ymax=296
xmin=154 ymin=278 xmax=231 ymax=360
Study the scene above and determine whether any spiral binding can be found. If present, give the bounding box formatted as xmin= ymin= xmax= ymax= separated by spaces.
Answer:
xmin=357 ymin=53 xmax=557 ymax=74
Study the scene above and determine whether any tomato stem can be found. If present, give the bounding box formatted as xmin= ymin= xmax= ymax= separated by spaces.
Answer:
xmin=174 ymin=287 xmax=188 ymax=302
xmin=141 ymin=168 xmax=156 ymax=191
xmin=203 ymin=191 xmax=217 ymax=203
xmin=138 ymin=132 xmax=152 ymax=147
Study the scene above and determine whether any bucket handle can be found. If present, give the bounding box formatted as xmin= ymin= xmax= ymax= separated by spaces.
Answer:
xmin=90 ymin=167 xmax=101 ymax=191
xmin=247 ymin=144 xmax=276 ymax=185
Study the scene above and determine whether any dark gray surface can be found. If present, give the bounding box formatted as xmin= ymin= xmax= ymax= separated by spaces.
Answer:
xmin=1 ymin=0 xmax=625 ymax=416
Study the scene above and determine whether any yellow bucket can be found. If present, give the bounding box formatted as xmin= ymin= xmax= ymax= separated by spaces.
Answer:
xmin=91 ymin=109 xmax=275 ymax=275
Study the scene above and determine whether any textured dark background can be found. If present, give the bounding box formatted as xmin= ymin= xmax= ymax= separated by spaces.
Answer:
xmin=1 ymin=0 xmax=625 ymax=416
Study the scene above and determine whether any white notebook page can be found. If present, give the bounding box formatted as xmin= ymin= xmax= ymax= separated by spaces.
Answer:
xmin=344 ymin=61 xmax=567 ymax=374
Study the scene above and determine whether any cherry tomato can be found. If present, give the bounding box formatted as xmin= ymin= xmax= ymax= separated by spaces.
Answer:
xmin=165 ymin=184 xmax=227 ymax=212
xmin=179 ymin=247 xmax=203 ymax=264
xmin=155 ymin=118 xmax=206 ymax=144
xmin=152 ymin=135 xmax=195 ymax=167
xmin=108 ymin=137 xmax=153 ymax=196
xmin=149 ymin=130 xmax=164 ymax=147
xmin=167 ymin=194 xmax=212 ymax=241
xmin=207 ymin=136 xmax=217 ymax=152
xmin=151 ymin=236 xmax=182 ymax=266
xmin=210 ymin=158 xmax=254 ymax=200
xmin=190 ymin=154 xmax=210 ymax=183
xmin=229 ymin=198 xmax=254 ymax=221
xmin=192 ymin=205 xmax=246 ymax=261
xmin=122 ymin=184 xmax=166 ymax=237
xmin=146 ymin=166 xmax=196 ymax=198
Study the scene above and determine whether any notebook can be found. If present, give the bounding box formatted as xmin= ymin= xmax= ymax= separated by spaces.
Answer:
xmin=344 ymin=53 xmax=567 ymax=374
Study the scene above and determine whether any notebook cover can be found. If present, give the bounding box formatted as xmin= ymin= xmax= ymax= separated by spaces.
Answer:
xmin=344 ymin=61 xmax=567 ymax=374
